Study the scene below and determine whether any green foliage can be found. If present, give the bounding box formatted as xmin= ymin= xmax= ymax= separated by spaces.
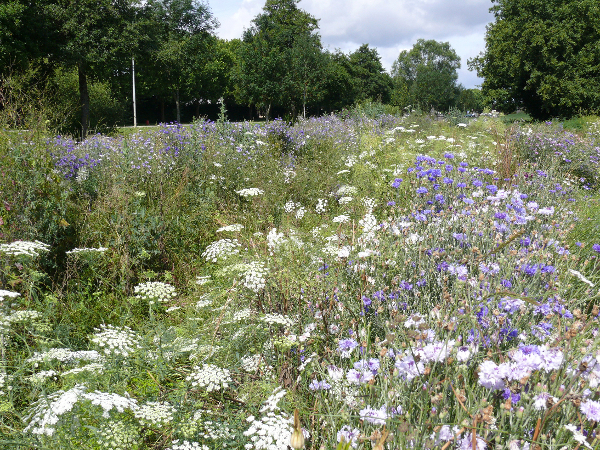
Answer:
xmin=347 ymin=44 xmax=393 ymax=104
xmin=48 ymin=67 xmax=124 ymax=135
xmin=235 ymin=0 xmax=326 ymax=119
xmin=392 ymin=39 xmax=461 ymax=111
xmin=470 ymin=0 xmax=600 ymax=119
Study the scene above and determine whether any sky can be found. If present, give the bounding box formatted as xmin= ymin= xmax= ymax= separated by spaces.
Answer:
xmin=208 ymin=0 xmax=496 ymax=89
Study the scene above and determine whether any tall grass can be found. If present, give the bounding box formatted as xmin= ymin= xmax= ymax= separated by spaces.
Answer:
xmin=1 ymin=113 xmax=599 ymax=449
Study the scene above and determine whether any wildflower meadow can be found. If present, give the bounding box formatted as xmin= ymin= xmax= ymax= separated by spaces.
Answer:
xmin=1 ymin=112 xmax=600 ymax=449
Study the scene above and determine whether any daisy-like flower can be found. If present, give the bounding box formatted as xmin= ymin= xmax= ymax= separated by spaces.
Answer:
xmin=358 ymin=405 xmax=387 ymax=425
xmin=478 ymin=360 xmax=508 ymax=390
xmin=564 ymin=424 xmax=592 ymax=449
xmin=186 ymin=364 xmax=232 ymax=392
xmin=337 ymin=425 xmax=361 ymax=448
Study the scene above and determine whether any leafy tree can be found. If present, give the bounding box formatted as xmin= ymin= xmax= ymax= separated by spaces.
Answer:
xmin=392 ymin=39 xmax=461 ymax=111
xmin=235 ymin=0 xmax=325 ymax=119
xmin=456 ymin=87 xmax=485 ymax=112
xmin=320 ymin=50 xmax=355 ymax=112
xmin=347 ymin=44 xmax=392 ymax=103
xmin=143 ymin=0 xmax=218 ymax=123
xmin=41 ymin=0 xmax=148 ymax=137
xmin=469 ymin=0 xmax=600 ymax=119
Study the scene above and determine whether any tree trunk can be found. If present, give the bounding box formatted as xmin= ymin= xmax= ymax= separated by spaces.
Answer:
xmin=78 ymin=62 xmax=90 ymax=139
xmin=175 ymin=88 xmax=180 ymax=123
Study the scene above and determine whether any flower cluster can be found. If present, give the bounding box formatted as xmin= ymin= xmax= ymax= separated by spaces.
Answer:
xmin=202 ymin=239 xmax=241 ymax=262
xmin=216 ymin=224 xmax=244 ymax=233
xmin=66 ymin=247 xmax=108 ymax=255
xmin=242 ymin=261 xmax=268 ymax=292
xmin=134 ymin=281 xmax=177 ymax=305
xmin=0 ymin=240 xmax=50 ymax=257
xmin=133 ymin=401 xmax=176 ymax=426
xmin=96 ymin=419 xmax=140 ymax=450
xmin=167 ymin=440 xmax=210 ymax=450
xmin=236 ymin=188 xmax=264 ymax=197
xmin=90 ymin=324 xmax=141 ymax=357
xmin=186 ymin=364 xmax=232 ymax=392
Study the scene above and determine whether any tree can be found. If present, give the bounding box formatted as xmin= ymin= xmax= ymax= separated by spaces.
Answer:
xmin=42 ymin=0 xmax=148 ymax=137
xmin=143 ymin=0 xmax=218 ymax=123
xmin=392 ymin=39 xmax=461 ymax=111
xmin=469 ymin=0 xmax=600 ymax=119
xmin=347 ymin=44 xmax=392 ymax=103
xmin=235 ymin=0 xmax=325 ymax=119
xmin=456 ymin=87 xmax=485 ymax=112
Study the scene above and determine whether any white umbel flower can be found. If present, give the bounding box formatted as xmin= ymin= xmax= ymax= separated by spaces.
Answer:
xmin=90 ymin=324 xmax=141 ymax=357
xmin=186 ymin=364 xmax=232 ymax=392
xmin=202 ymin=239 xmax=241 ymax=262
xmin=134 ymin=401 xmax=176 ymax=426
xmin=0 ymin=240 xmax=50 ymax=257
xmin=242 ymin=261 xmax=268 ymax=292
xmin=134 ymin=281 xmax=177 ymax=305
xmin=236 ymin=188 xmax=264 ymax=197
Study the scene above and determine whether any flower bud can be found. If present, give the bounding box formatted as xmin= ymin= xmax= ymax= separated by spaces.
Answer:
xmin=290 ymin=409 xmax=305 ymax=449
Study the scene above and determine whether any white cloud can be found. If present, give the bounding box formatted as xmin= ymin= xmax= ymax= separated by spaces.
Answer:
xmin=210 ymin=0 xmax=493 ymax=88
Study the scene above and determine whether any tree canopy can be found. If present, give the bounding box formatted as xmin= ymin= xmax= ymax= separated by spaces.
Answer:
xmin=392 ymin=39 xmax=461 ymax=111
xmin=235 ymin=0 xmax=325 ymax=119
xmin=469 ymin=0 xmax=600 ymax=119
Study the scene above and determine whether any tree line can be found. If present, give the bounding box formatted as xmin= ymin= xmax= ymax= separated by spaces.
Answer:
xmin=2 ymin=0 xmax=596 ymax=136
xmin=0 ymin=0 xmax=482 ymax=136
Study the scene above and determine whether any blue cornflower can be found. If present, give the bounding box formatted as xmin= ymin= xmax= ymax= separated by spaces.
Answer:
xmin=416 ymin=187 xmax=428 ymax=194
xmin=391 ymin=178 xmax=403 ymax=188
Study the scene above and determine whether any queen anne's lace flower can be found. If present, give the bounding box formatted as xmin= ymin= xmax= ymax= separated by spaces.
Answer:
xmin=262 ymin=313 xmax=294 ymax=327
xmin=186 ymin=364 xmax=232 ymax=392
xmin=134 ymin=401 xmax=176 ymax=426
xmin=66 ymin=247 xmax=107 ymax=255
xmin=202 ymin=239 xmax=241 ymax=262
xmin=0 ymin=240 xmax=50 ymax=257
xmin=82 ymin=391 xmax=138 ymax=418
xmin=134 ymin=281 xmax=177 ymax=305
xmin=27 ymin=348 xmax=103 ymax=365
xmin=236 ymin=188 xmax=264 ymax=197
xmin=90 ymin=324 xmax=141 ymax=357
xmin=24 ymin=384 xmax=86 ymax=436
xmin=168 ymin=440 xmax=210 ymax=450
xmin=96 ymin=419 xmax=140 ymax=450
xmin=242 ymin=261 xmax=268 ymax=292
xmin=216 ymin=224 xmax=244 ymax=233
xmin=0 ymin=289 xmax=20 ymax=302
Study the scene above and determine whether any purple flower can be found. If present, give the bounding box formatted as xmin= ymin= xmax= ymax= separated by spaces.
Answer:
xmin=387 ymin=201 xmax=396 ymax=206
xmin=337 ymin=426 xmax=360 ymax=448
xmin=416 ymin=187 xmax=428 ymax=194
xmin=309 ymin=379 xmax=332 ymax=390
xmin=593 ymin=244 xmax=600 ymax=253
xmin=580 ymin=399 xmax=600 ymax=422
xmin=358 ymin=405 xmax=388 ymax=425
xmin=391 ymin=178 xmax=403 ymax=188
xmin=338 ymin=338 xmax=358 ymax=357
xmin=478 ymin=360 xmax=508 ymax=390
xmin=346 ymin=368 xmax=373 ymax=384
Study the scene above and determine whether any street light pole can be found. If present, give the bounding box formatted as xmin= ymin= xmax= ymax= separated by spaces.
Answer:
xmin=132 ymin=57 xmax=137 ymax=127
